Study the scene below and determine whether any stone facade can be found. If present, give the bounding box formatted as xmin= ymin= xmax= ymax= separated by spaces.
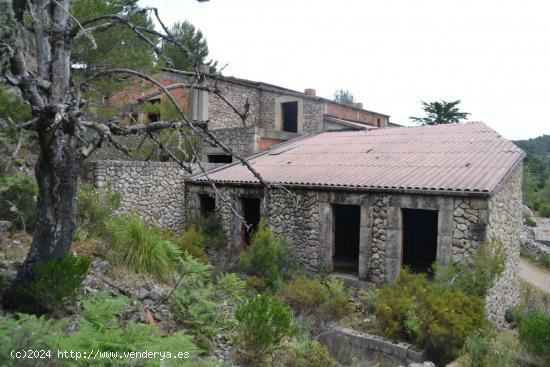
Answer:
xmin=185 ymin=162 xmax=523 ymax=326
xmin=208 ymin=79 xmax=261 ymax=130
xmin=89 ymin=160 xmax=190 ymax=232
xmin=485 ymin=164 xmax=523 ymax=328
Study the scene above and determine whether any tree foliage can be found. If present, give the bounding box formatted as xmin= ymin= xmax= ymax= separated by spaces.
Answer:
xmin=410 ymin=100 xmax=470 ymax=125
xmin=333 ymin=89 xmax=355 ymax=106
xmin=514 ymin=135 xmax=550 ymax=216
xmin=162 ymin=21 xmax=217 ymax=73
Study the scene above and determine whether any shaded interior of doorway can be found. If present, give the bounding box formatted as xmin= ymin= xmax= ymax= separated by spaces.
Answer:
xmin=402 ymin=208 xmax=438 ymax=274
xmin=282 ymin=101 xmax=298 ymax=133
xmin=333 ymin=204 xmax=360 ymax=274
xmin=242 ymin=197 xmax=261 ymax=246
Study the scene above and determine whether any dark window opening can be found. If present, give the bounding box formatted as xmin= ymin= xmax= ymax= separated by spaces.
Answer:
xmin=199 ymin=194 xmax=215 ymax=216
xmin=208 ymin=154 xmax=233 ymax=164
xmin=376 ymin=118 xmax=381 ymax=126
xmin=282 ymin=101 xmax=298 ymax=133
xmin=242 ymin=197 xmax=261 ymax=247
xmin=147 ymin=98 xmax=161 ymax=122
xmin=402 ymin=208 xmax=438 ymax=274
xmin=333 ymin=204 xmax=361 ymax=274
xmin=130 ymin=112 xmax=139 ymax=122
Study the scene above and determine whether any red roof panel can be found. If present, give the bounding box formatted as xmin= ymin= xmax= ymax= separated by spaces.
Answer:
xmin=190 ymin=122 xmax=524 ymax=195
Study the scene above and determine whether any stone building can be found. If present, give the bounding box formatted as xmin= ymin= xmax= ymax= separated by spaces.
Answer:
xmin=185 ymin=122 xmax=525 ymax=326
xmin=103 ymin=71 xmax=389 ymax=164
xmin=88 ymin=71 xmax=390 ymax=230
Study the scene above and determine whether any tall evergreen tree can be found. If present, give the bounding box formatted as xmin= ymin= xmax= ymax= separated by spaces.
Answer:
xmin=162 ymin=21 xmax=217 ymax=72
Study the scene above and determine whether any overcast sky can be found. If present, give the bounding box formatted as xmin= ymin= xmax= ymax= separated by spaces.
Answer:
xmin=140 ymin=0 xmax=549 ymax=140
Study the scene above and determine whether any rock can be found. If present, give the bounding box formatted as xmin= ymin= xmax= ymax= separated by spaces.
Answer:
xmin=94 ymin=260 xmax=110 ymax=275
xmin=408 ymin=363 xmax=435 ymax=367
xmin=0 ymin=221 xmax=12 ymax=231
xmin=148 ymin=285 xmax=163 ymax=301
xmin=138 ymin=287 xmax=149 ymax=300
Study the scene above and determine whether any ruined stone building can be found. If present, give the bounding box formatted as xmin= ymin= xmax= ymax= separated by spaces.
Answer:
xmin=184 ymin=122 xmax=524 ymax=326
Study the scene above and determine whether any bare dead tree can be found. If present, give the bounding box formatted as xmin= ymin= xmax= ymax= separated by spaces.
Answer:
xmin=0 ymin=0 xmax=268 ymax=311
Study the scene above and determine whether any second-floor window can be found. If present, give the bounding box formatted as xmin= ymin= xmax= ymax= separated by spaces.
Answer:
xmin=282 ymin=101 xmax=298 ymax=133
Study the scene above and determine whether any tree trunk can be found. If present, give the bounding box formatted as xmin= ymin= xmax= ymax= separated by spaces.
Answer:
xmin=4 ymin=129 xmax=80 ymax=310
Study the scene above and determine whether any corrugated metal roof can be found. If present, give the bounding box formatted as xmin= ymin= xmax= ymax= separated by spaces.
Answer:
xmin=189 ymin=122 xmax=525 ymax=195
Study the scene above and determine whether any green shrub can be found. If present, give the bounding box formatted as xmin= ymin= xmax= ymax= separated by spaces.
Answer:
xmin=235 ymin=294 xmax=296 ymax=364
xmin=172 ymin=225 xmax=209 ymax=263
xmin=0 ymin=174 xmax=37 ymax=231
xmin=0 ymin=313 xmax=63 ymax=367
xmin=239 ymin=219 xmax=297 ymax=290
xmin=518 ymin=312 xmax=550 ymax=365
xmin=106 ymin=216 xmax=181 ymax=280
xmin=171 ymin=255 xmax=246 ymax=349
xmin=374 ymin=269 xmax=488 ymax=365
xmin=278 ymin=277 xmax=328 ymax=315
xmin=434 ymin=238 xmax=506 ymax=297
xmin=322 ymin=279 xmax=353 ymax=321
xmin=0 ymin=293 xmax=208 ymax=367
xmin=77 ymin=184 xmax=120 ymax=239
xmin=539 ymin=203 xmax=550 ymax=218
xmin=461 ymin=331 xmax=516 ymax=367
xmin=187 ymin=213 xmax=226 ymax=250
xmin=26 ymin=255 xmax=91 ymax=311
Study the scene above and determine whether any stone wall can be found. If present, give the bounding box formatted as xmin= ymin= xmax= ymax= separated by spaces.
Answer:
xmin=451 ymin=197 xmax=489 ymax=262
xmin=202 ymin=126 xmax=256 ymax=161
xmin=485 ymin=163 xmax=523 ymax=328
xmin=89 ymin=160 xmax=189 ymax=232
xmin=208 ymin=79 xmax=260 ymax=130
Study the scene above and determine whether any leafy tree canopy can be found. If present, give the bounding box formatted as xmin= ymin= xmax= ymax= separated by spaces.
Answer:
xmin=333 ymin=89 xmax=355 ymax=106
xmin=410 ymin=100 xmax=470 ymax=125
xmin=162 ymin=21 xmax=217 ymax=73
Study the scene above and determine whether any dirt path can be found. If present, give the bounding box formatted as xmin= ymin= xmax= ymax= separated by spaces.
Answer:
xmin=519 ymin=258 xmax=550 ymax=294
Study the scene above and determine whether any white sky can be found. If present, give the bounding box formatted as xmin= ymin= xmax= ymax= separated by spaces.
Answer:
xmin=139 ymin=0 xmax=550 ymax=140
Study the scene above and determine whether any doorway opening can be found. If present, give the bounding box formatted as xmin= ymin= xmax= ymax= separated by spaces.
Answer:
xmin=402 ymin=208 xmax=438 ymax=274
xmin=241 ymin=197 xmax=261 ymax=246
xmin=199 ymin=194 xmax=215 ymax=216
xmin=333 ymin=204 xmax=361 ymax=274
xmin=281 ymin=101 xmax=298 ymax=133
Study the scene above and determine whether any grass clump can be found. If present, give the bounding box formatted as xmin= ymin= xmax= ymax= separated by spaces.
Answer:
xmin=461 ymin=331 xmax=516 ymax=367
xmin=239 ymin=219 xmax=297 ymax=290
xmin=235 ymin=294 xmax=296 ymax=364
xmin=106 ymin=216 xmax=181 ymax=281
xmin=518 ymin=312 xmax=550 ymax=366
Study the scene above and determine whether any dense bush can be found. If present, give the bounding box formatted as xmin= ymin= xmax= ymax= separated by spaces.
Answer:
xmin=186 ymin=213 xmax=226 ymax=250
xmin=0 ymin=174 xmax=37 ymax=231
xmin=374 ymin=269 xmax=488 ymax=365
xmin=239 ymin=219 xmax=297 ymax=290
xmin=273 ymin=339 xmax=341 ymax=367
xmin=172 ymin=225 xmax=209 ymax=263
xmin=518 ymin=312 xmax=550 ymax=365
xmin=539 ymin=203 xmax=550 ymax=218
xmin=26 ymin=255 xmax=91 ymax=312
xmin=77 ymin=184 xmax=120 ymax=240
xmin=106 ymin=216 xmax=181 ymax=280
xmin=235 ymin=294 xmax=296 ymax=364
xmin=433 ymin=238 xmax=506 ymax=297
xmin=278 ymin=276 xmax=328 ymax=315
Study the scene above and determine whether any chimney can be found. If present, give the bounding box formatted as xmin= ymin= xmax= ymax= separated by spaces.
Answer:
xmin=304 ymin=88 xmax=316 ymax=97
xmin=354 ymin=102 xmax=363 ymax=109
